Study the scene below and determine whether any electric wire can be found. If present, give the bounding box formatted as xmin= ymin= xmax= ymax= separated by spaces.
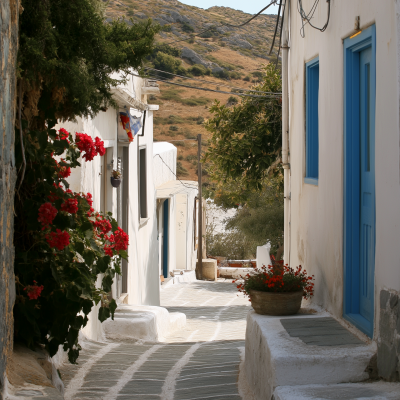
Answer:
xmin=274 ymin=0 xmax=286 ymax=66
xmin=132 ymin=73 xmax=282 ymax=99
xmin=297 ymin=0 xmax=331 ymax=37
xmin=143 ymin=66 xmax=278 ymax=94
xmin=164 ymin=1 xmax=279 ymax=45
xmin=153 ymin=153 xmax=198 ymax=190
xmin=269 ymin=1 xmax=282 ymax=55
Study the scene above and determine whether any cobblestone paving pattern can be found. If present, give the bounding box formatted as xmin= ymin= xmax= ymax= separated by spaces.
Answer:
xmin=61 ymin=279 xmax=251 ymax=400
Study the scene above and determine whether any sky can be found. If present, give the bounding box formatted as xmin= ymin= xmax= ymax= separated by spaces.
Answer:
xmin=178 ymin=0 xmax=280 ymax=15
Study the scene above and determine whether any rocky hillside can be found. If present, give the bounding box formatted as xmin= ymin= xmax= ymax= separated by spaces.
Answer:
xmin=105 ymin=0 xmax=280 ymax=180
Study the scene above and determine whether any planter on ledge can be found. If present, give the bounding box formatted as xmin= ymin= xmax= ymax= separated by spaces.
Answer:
xmin=110 ymin=177 xmax=122 ymax=188
xmin=249 ymin=290 xmax=303 ymax=316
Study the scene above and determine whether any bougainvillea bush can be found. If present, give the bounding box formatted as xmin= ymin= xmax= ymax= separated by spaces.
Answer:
xmin=235 ymin=265 xmax=315 ymax=299
xmin=14 ymin=126 xmax=128 ymax=363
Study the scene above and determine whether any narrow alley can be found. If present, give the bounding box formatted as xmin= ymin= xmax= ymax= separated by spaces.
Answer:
xmin=61 ymin=280 xmax=251 ymax=400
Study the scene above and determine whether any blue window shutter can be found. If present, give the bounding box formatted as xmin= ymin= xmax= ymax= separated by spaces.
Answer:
xmin=305 ymin=57 xmax=319 ymax=185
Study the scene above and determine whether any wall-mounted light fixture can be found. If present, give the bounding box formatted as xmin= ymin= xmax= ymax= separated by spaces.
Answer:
xmin=350 ymin=16 xmax=362 ymax=39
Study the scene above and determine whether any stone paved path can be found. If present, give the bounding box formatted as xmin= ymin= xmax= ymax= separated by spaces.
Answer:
xmin=61 ymin=280 xmax=251 ymax=400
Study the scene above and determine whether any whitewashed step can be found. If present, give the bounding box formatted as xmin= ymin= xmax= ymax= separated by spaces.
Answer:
xmin=245 ymin=311 xmax=376 ymax=400
xmin=273 ymin=382 xmax=400 ymax=400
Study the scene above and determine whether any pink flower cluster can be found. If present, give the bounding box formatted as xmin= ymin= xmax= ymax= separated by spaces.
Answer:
xmin=75 ymin=133 xmax=106 ymax=161
xmin=24 ymin=281 xmax=44 ymax=300
xmin=38 ymin=202 xmax=58 ymax=230
xmin=46 ymin=229 xmax=70 ymax=251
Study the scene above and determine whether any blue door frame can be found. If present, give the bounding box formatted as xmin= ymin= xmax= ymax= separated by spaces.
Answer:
xmin=162 ymin=199 xmax=169 ymax=279
xmin=343 ymin=25 xmax=376 ymax=338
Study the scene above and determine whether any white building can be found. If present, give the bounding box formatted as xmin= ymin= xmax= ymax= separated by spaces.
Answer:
xmin=282 ymin=0 xmax=400 ymax=379
xmin=153 ymin=142 xmax=198 ymax=277
xmin=58 ymin=74 xmax=161 ymax=340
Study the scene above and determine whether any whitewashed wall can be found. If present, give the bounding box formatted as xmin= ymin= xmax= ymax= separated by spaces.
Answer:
xmin=287 ymin=0 xmax=400 ymax=338
xmin=55 ymin=73 xmax=160 ymax=341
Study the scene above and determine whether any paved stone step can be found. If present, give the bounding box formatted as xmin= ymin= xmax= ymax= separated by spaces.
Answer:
xmin=273 ymin=382 xmax=400 ymax=399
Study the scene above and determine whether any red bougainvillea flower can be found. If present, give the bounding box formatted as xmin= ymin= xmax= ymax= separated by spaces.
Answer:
xmin=56 ymin=160 xmax=71 ymax=179
xmin=94 ymin=137 xmax=106 ymax=156
xmin=38 ymin=202 xmax=58 ymax=230
xmin=61 ymin=198 xmax=78 ymax=214
xmin=93 ymin=217 xmax=112 ymax=235
xmin=24 ymin=281 xmax=44 ymax=300
xmin=57 ymin=128 xmax=70 ymax=143
xmin=75 ymin=133 xmax=105 ymax=162
xmin=46 ymin=229 xmax=70 ymax=251
xmin=113 ymin=227 xmax=129 ymax=251
xmin=85 ymin=193 xmax=93 ymax=207
xmin=104 ymin=245 xmax=114 ymax=257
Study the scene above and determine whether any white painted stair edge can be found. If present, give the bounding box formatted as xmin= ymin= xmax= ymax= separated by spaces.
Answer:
xmin=244 ymin=310 xmax=376 ymax=400
xmin=102 ymin=304 xmax=186 ymax=342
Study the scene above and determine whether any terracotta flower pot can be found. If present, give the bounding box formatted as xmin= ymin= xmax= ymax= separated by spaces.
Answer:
xmin=249 ymin=290 xmax=303 ymax=316
xmin=110 ymin=177 xmax=121 ymax=188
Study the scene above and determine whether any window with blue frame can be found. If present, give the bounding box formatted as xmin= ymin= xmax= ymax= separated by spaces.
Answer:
xmin=305 ymin=57 xmax=319 ymax=185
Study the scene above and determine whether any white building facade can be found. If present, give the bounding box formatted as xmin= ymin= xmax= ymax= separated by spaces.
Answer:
xmin=153 ymin=142 xmax=198 ymax=277
xmin=284 ymin=0 xmax=400 ymax=379
xmin=58 ymin=74 xmax=161 ymax=340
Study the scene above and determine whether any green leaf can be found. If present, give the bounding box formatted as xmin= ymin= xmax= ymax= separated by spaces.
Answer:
xmin=96 ymin=257 xmax=108 ymax=273
xmin=111 ymin=219 xmax=118 ymax=232
xmin=75 ymin=241 xmax=84 ymax=255
xmin=119 ymin=250 xmax=128 ymax=260
xmin=109 ymin=299 xmax=117 ymax=320
xmin=102 ymin=274 xmax=113 ymax=293
xmin=98 ymin=306 xmax=110 ymax=323
xmin=83 ymin=251 xmax=95 ymax=266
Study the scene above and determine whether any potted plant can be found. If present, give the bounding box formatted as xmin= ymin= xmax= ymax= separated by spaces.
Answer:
xmin=111 ymin=169 xmax=122 ymax=188
xmin=234 ymin=264 xmax=314 ymax=316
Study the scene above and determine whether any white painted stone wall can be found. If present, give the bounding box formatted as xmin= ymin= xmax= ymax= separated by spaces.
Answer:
xmin=287 ymin=0 xmax=400 ymax=338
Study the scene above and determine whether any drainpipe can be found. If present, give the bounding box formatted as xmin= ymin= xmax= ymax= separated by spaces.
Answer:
xmin=281 ymin=1 xmax=290 ymax=265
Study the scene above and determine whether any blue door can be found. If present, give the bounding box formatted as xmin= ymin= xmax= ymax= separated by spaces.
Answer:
xmin=359 ymin=48 xmax=374 ymax=323
xmin=343 ymin=25 xmax=376 ymax=338
xmin=162 ymin=199 xmax=169 ymax=278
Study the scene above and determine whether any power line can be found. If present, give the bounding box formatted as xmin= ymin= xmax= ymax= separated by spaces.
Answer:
xmin=164 ymin=1 xmax=279 ymax=45
xmin=132 ymin=73 xmax=282 ymax=99
xmin=219 ymin=1 xmax=278 ymax=28
xmin=143 ymin=66 xmax=273 ymax=94
xmin=269 ymin=1 xmax=282 ymax=55
xmin=153 ymin=153 xmax=198 ymax=190
xmin=298 ymin=0 xmax=331 ymax=37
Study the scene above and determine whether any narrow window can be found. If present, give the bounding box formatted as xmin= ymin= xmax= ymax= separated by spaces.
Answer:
xmin=139 ymin=148 xmax=147 ymax=219
xmin=305 ymin=57 xmax=319 ymax=185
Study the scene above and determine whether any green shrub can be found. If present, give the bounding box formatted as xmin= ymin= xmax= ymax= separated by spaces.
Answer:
xmin=243 ymin=76 xmax=251 ymax=82
xmin=186 ymin=154 xmax=197 ymax=162
xmin=175 ymin=141 xmax=186 ymax=147
xmin=182 ymin=97 xmax=209 ymax=107
xmin=169 ymin=125 xmax=179 ymax=131
xmin=188 ymin=64 xmax=210 ymax=76
xmin=177 ymin=161 xmax=189 ymax=176
xmin=183 ymin=129 xmax=196 ymax=139
xmin=181 ymin=22 xmax=194 ymax=33
xmin=178 ymin=154 xmax=184 ymax=160
xmin=153 ymin=52 xmax=182 ymax=77
xmin=227 ymin=96 xmax=238 ymax=104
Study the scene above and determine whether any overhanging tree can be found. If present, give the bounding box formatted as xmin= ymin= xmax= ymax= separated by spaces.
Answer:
xmin=14 ymin=0 xmax=159 ymax=363
xmin=203 ymin=64 xmax=284 ymax=258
